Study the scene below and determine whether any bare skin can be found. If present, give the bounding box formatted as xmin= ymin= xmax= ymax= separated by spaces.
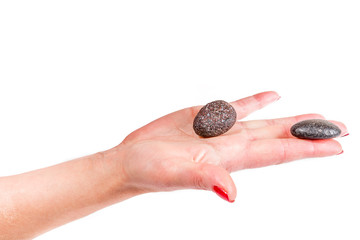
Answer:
xmin=0 ymin=91 xmax=347 ymax=239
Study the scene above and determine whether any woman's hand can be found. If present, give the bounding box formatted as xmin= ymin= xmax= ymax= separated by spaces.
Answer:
xmin=0 ymin=91 xmax=348 ymax=239
xmin=115 ymin=91 xmax=347 ymax=202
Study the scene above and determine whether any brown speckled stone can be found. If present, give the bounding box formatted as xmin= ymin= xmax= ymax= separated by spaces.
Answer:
xmin=290 ymin=119 xmax=341 ymax=139
xmin=193 ymin=100 xmax=237 ymax=138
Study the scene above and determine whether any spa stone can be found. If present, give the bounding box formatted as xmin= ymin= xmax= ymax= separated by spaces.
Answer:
xmin=290 ymin=119 xmax=341 ymax=140
xmin=193 ymin=100 xmax=237 ymax=138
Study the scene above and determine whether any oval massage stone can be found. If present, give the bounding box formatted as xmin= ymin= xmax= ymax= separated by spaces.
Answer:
xmin=290 ymin=119 xmax=341 ymax=139
xmin=193 ymin=100 xmax=237 ymax=138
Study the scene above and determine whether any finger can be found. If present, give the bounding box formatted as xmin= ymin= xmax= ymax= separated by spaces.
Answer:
xmin=180 ymin=162 xmax=237 ymax=203
xmin=235 ymin=113 xmax=325 ymax=130
xmin=240 ymin=119 xmax=348 ymax=140
xmin=228 ymin=138 xmax=343 ymax=171
xmin=187 ymin=91 xmax=279 ymax=120
xmin=230 ymin=91 xmax=280 ymax=119
xmin=237 ymin=114 xmax=348 ymax=136
xmin=327 ymin=120 xmax=348 ymax=136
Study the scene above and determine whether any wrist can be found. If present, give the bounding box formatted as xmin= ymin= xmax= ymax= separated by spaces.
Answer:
xmin=99 ymin=144 xmax=145 ymax=203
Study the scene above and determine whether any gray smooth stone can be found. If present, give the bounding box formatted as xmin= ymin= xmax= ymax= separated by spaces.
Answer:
xmin=290 ymin=119 xmax=341 ymax=139
xmin=193 ymin=100 xmax=237 ymax=138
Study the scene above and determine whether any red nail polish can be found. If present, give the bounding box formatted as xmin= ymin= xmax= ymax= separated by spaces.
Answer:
xmin=337 ymin=150 xmax=344 ymax=155
xmin=342 ymin=133 xmax=349 ymax=137
xmin=213 ymin=186 xmax=234 ymax=203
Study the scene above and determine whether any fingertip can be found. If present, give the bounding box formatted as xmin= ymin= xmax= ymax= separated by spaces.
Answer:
xmin=213 ymin=186 xmax=234 ymax=203
xmin=203 ymin=165 xmax=237 ymax=202
xmin=336 ymin=149 xmax=344 ymax=155
xmin=297 ymin=113 xmax=326 ymax=120
xmin=224 ymin=181 xmax=237 ymax=203
xmin=314 ymin=139 xmax=343 ymax=157
xmin=214 ymin=169 xmax=237 ymax=202
xmin=332 ymin=140 xmax=343 ymax=155
xmin=328 ymin=120 xmax=348 ymax=137
xmin=213 ymin=183 xmax=237 ymax=203
xmin=254 ymin=91 xmax=280 ymax=103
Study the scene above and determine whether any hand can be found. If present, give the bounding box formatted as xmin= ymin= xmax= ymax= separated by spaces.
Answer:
xmin=116 ymin=91 xmax=347 ymax=202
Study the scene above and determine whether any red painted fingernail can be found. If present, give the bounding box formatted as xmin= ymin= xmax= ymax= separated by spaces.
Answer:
xmin=342 ymin=133 xmax=349 ymax=137
xmin=337 ymin=150 xmax=344 ymax=155
xmin=213 ymin=186 xmax=234 ymax=203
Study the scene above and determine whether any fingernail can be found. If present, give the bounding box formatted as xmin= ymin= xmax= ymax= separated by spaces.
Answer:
xmin=342 ymin=133 xmax=349 ymax=137
xmin=213 ymin=186 xmax=234 ymax=203
xmin=337 ymin=150 xmax=344 ymax=155
xmin=276 ymin=96 xmax=281 ymax=101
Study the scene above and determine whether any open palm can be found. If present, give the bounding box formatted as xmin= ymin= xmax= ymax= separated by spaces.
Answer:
xmin=119 ymin=91 xmax=346 ymax=202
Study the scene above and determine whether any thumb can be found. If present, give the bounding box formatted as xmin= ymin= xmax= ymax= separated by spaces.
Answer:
xmin=182 ymin=162 xmax=237 ymax=203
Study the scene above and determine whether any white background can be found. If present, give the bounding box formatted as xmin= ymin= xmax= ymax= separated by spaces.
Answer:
xmin=0 ymin=0 xmax=359 ymax=239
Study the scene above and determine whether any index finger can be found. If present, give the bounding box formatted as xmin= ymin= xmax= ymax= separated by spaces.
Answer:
xmin=230 ymin=91 xmax=280 ymax=120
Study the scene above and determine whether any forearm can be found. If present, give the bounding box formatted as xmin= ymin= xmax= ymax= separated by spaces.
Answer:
xmin=0 ymin=146 xmax=140 ymax=240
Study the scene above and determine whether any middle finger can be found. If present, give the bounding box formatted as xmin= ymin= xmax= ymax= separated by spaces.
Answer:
xmin=235 ymin=113 xmax=325 ymax=130
xmin=230 ymin=119 xmax=348 ymax=140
